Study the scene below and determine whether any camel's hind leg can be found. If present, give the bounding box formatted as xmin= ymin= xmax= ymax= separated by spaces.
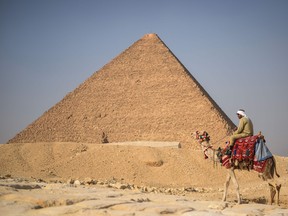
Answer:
xmin=268 ymin=183 xmax=281 ymax=205
xmin=265 ymin=157 xmax=281 ymax=205
xmin=269 ymin=183 xmax=276 ymax=205
xmin=276 ymin=184 xmax=281 ymax=205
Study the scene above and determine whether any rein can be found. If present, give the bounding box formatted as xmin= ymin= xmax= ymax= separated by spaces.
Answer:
xmin=203 ymin=145 xmax=218 ymax=168
xmin=211 ymin=134 xmax=229 ymax=145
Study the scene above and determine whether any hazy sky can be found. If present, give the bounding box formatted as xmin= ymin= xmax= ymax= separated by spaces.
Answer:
xmin=1 ymin=0 xmax=287 ymax=156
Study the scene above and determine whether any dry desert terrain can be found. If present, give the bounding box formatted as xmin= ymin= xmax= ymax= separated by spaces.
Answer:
xmin=0 ymin=141 xmax=287 ymax=215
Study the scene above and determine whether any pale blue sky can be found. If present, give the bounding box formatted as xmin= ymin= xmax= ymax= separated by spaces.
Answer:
xmin=0 ymin=0 xmax=287 ymax=156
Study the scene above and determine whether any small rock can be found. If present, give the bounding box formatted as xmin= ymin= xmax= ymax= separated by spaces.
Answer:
xmin=83 ymin=177 xmax=93 ymax=185
xmin=67 ymin=179 xmax=75 ymax=184
xmin=74 ymin=180 xmax=81 ymax=186
xmin=208 ymin=202 xmax=228 ymax=210
xmin=5 ymin=174 xmax=12 ymax=178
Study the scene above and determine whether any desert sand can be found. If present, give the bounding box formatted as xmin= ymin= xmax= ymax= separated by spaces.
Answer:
xmin=0 ymin=141 xmax=287 ymax=215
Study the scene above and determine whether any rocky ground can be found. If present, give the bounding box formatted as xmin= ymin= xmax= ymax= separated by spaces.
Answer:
xmin=1 ymin=176 xmax=288 ymax=216
xmin=0 ymin=142 xmax=287 ymax=215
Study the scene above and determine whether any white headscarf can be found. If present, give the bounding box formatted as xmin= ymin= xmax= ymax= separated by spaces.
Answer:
xmin=237 ymin=109 xmax=247 ymax=117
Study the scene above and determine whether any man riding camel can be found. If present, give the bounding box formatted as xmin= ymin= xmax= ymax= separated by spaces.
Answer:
xmin=229 ymin=109 xmax=254 ymax=148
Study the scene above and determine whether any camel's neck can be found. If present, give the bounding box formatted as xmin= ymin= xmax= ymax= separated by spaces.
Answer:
xmin=200 ymin=141 xmax=219 ymax=162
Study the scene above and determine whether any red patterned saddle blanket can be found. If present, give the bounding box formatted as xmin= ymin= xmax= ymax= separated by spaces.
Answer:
xmin=232 ymin=135 xmax=259 ymax=161
xmin=219 ymin=135 xmax=270 ymax=173
xmin=253 ymin=160 xmax=268 ymax=173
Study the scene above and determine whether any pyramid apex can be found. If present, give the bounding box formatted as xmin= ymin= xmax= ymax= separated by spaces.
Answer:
xmin=142 ymin=33 xmax=158 ymax=38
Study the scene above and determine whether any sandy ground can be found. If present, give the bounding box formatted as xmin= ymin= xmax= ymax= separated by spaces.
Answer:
xmin=0 ymin=142 xmax=287 ymax=215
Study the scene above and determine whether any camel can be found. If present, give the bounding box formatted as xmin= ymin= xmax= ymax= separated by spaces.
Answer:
xmin=192 ymin=131 xmax=281 ymax=205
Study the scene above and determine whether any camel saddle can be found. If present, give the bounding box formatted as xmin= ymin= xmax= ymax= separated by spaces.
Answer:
xmin=232 ymin=135 xmax=259 ymax=162
xmin=219 ymin=134 xmax=273 ymax=172
xmin=219 ymin=135 xmax=259 ymax=169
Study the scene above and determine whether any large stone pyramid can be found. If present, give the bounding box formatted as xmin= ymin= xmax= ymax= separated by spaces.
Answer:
xmin=8 ymin=33 xmax=235 ymax=147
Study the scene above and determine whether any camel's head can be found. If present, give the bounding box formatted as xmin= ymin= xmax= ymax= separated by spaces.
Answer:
xmin=191 ymin=131 xmax=210 ymax=144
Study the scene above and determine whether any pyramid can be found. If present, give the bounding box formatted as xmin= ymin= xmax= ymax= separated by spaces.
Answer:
xmin=8 ymin=33 xmax=235 ymax=147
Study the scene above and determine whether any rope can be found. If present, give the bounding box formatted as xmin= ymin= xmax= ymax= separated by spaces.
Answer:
xmin=213 ymin=149 xmax=218 ymax=169
xmin=211 ymin=134 xmax=228 ymax=145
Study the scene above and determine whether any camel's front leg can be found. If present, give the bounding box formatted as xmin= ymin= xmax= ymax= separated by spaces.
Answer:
xmin=269 ymin=183 xmax=276 ymax=205
xmin=269 ymin=183 xmax=282 ymax=205
xmin=230 ymin=169 xmax=241 ymax=204
xmin=222 ymin=171 xmax=231 ymax=202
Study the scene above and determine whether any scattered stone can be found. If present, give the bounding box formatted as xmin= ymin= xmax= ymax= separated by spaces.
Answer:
xmin=185 ymin=187 xmax=197 ymax=192
xmin=35 ymin=178 xmax=45 ymax=183
xmin=131 ymin=198 xmax=150 ymax=203
xmin=3 ymin=183 xmax=42 ymax=190
xmin=67 ymin=179 xmax=75 ymax=184
xmin=83 ymin=177 xmax=95 ymax=185
xmin=158 ymin=208 xmax=177 ymax=214
xmin=208 ymin=202 xmax=228 ymax=210
xmin=4 ymin=174 xmax=11 ymax=178
xmin=145 ymin=160 xmax=164 ymax=167
xmin=97 ymin=181 xmax=105 ymax=185
xmin=74 ymin=180 xmax=81 ymax=186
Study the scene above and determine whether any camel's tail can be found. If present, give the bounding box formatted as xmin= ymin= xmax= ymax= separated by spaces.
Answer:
xmin=272 ymin=156 xmax=280 ymax=178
